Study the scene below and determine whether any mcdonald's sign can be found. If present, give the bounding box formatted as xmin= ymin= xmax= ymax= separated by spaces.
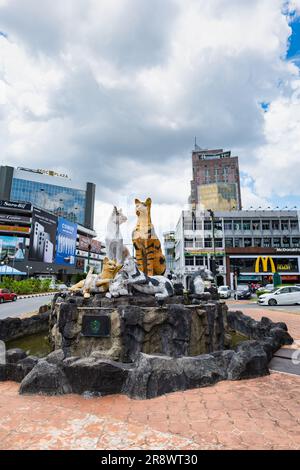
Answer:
xmin=255 ymin=256 xmax=276 ymax=273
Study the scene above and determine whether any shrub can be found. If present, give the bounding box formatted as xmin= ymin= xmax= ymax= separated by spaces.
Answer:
xmin=0 ymin=277 xmax=53 ymax=295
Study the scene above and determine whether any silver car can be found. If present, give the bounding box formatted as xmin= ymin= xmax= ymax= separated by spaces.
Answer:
xmin=218 ymin=285 xmax=231 ymax=299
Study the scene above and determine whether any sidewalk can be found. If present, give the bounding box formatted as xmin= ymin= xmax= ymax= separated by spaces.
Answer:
xmin=0 ymin=372 xmax=300 ymax=450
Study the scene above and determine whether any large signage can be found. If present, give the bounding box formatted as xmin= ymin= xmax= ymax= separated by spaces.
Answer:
xmin=255 ymin=256 xmax=276 ymax=273
xmin=0 ymin=225 xmax=30 ymax=233
xmin=0 ymin=214 xmax=31 ymax=224
xmin=78 ymin=235 xmax=102 ymax=254
xmin=0 ymin=200 xmax=32 ymax=211
xmin=0 ymin=236 xmax=25 ymax=261
xmin=231 ymin=256 xmax=299 ymax=274
xmin=29 ymin=208 xmax=57 ymax=263
xmin=55 ymin=218 xmax=77 ymax=266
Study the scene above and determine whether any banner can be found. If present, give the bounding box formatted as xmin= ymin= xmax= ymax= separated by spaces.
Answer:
xmin=0 ymin=200 xmax=32 ymax=211
xmin=0 ymin=214 xmax=31 ymax=224
xmin=0 ymin=225 xmax=30 ymax=233
xmin=55 ymin=217 xmax=77 ymax=266
xmin=29 ymin=207 xmax=57 ymax=263
xmin=0 ymin=236 xmax=25 ymax=261
xmin=78 ymin=236 xmax=102 ymax=254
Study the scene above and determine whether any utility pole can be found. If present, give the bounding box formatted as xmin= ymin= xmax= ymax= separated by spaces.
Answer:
xmin=208 ymin=209 xmax=216 ymax=278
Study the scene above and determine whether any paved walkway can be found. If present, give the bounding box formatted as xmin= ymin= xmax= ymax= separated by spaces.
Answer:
xmin=0 ymin=373 xmax=300 ymax=450
xmin=1 ymin=305 xmax=300 ymax=450
xmin=226 ymin=302 xmax=300 ymax=340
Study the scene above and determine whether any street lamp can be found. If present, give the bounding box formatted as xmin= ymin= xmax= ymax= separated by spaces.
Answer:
xmin=207 ymin=209 xmax=216 ymax=277
xmin=26 ymin=265 xmax=32 ymax=279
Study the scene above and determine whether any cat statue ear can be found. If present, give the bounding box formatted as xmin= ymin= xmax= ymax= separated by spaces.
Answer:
xmin=113 ymin=206 xmax=118 ymax=213
xmin=145 ymin=197 xmax=152 ymax=206
xmin=135 ymin=199 xmax=141 ymax=205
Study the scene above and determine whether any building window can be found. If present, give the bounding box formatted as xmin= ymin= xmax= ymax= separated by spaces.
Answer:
xmin=291 ymin=220 xmax=299 ymax=231
xmin=272 ymin=220 xmax=280 ymax=230
xmin=224 ymin=220 xmax=233 ymax=230
xmin=185 ymin=257 xmax=194 ymax=266
xmin=195 ymin=256 xmax=204 ymax=266
xmin=184 ymin=238 xmax=193 ymax=248
xmin=204 ymin=221 xmax=212 ymax=231
xmin=216 ymin=258 xmax=224 ymax=266
xmin=234 ymin=238 xmax=243 ymax=247
xmin=243 ymin=220 xmax=251 ymax=231
xmin=254 ymin=238 xmax=262 ymax=247
xmin=292 ymin=237 xmax=300 ymax=247
xmin=283 ymin=236 xmax=290 ymax=247
xmin=194 ymin=237 xmax=203 ymax=248
xmin=244 ymin=238 xmax=252 ymax=247
xmin=263 ymin=238 xmax=271 ymax=247
xmin=233 ymin=220 xmax=242 ymax=230
xmin=214 ymin=220 xmax=222 ymax=231
xmin=204 ymin=238 xmax=212 ymax=248
xmin=215 ymin=238 xmax=223 ymax=248
xmin=252 ymin=221 xmax=261 ymax=231
xmin=184 ymin=221 xmax=193 ymax=230
xmin=273 ymin=238 xmax=281 ymax=247
xmin=281 ymin=220 xmax=289 ymax=231
xmin=262 ymin=221 xmax=270 ymax=230
xmin=225 ymin=238 xmax=233 ymax=247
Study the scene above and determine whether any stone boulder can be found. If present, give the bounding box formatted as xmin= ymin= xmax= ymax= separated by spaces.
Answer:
xmin=123 ymin=351 xmax=234 ymax=399
xmin=62 ymin=357 xmax=131 ymax=395
xmin=227 ymin=340 xmax=269 ymax=380
xmin=19 ymin=360 xmax=71 ymax=395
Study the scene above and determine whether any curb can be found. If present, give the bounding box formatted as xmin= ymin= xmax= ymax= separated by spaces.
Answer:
xmin=17 ymin=292 xmax=59 ymax=300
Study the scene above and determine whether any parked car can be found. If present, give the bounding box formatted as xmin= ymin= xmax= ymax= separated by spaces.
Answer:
xmin=235 ymin=284 xmax=252 ymax=300
xmin=56 ymin=283 xmax=68 ymax=291
xmin=258 ymin=286 xmax=300 ymax=306
xmin=0 ymin=288 xmax=17 ymax=303
xmin=218 ymin=285 xmax=231 ymax=299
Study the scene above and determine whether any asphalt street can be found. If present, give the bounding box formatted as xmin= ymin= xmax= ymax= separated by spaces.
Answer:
xmin=226 ymin=299 xmax=300 ymax=314
xmin=0 ymin=295 xmax=54 ymax=319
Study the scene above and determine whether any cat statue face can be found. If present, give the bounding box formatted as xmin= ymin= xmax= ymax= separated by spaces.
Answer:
xmin=112 ymin=206 xmax=127 ymax=225
xmin=134 ymin=198 xmax=151 ymax=217
xmin=102 ymin=257 xmax=122 ymax=277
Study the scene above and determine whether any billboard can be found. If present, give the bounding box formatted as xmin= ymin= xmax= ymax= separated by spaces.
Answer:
xmin=0 ymin=200 xmax=32 ymax=211
xmin=0 ymin=225 xmax=30 ymax=233
xmin=55 ymin=217 xmax=77 ymax=266
xmin=0 ymin=214 xmax=31 ymax=224
xmin=0 ymin=236 xmax=25 ymax=261
xmin=78 ymin=235 xmax=102 ymax=253
xmin=29 ymin=207 xmax=57 ymax=263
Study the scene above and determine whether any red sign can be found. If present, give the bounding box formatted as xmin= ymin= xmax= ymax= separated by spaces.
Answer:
xmin=78 ymin=236 xmax=102 ymax=253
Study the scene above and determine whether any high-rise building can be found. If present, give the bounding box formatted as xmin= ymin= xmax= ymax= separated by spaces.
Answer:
xmin=190 ymin=147 xmax=242 ymax=211
xmin=163 ymin=231 xmax=176 ymax=273
xmin=0 ymin=166 xmax=95 ymax=229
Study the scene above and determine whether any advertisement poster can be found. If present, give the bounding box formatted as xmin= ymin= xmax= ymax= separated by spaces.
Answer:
xmin=29 ymin=208 xmax=57 ymax=263
xmin=55 ymin=217 xmax=77 ymax=266
xmin=0 ymin=236 xmax=25 ymax=261
xmin=78 ymin=235 xmax=101 ymax=253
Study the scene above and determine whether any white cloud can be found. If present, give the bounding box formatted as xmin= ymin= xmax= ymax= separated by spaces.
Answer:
xmin=0 ymin=0 xmax=300 ymax=239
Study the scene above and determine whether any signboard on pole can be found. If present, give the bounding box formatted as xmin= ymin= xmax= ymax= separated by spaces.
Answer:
xmin=55 ymin=217 xmax=77 ymax=266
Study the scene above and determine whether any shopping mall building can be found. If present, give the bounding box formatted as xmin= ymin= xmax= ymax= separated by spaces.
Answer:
xmin=0 ymin=166 xmax=105 ymax=281
xmin=174 ymin=209 xmax=300 ymax=289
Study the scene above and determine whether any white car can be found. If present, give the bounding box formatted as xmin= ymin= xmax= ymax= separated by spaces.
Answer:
xmin=258 ymin=286 xmax=300 ymax=306
xmin=218 ymin=285 xmax=231 ymax=299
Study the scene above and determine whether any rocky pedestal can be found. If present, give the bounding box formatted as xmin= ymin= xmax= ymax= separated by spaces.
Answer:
xmin=49 ymin=294 xmax=228 ymax=361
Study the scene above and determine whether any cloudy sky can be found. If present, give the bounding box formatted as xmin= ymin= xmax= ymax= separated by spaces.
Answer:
xmin=1 ymin=0 xmax=300 ymax=243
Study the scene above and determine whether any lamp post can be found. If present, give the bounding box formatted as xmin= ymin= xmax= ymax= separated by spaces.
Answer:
xmin=208 ymin=209 xmax=216 ymax=278
xmin=26 ymin=265 xmax=32 ymax=279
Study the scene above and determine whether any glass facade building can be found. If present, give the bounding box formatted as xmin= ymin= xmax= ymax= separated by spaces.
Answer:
xmin=11 ymin=178 xmax=86 ymax=225
xmin=0 ymin=166 xmax=95 ymax=229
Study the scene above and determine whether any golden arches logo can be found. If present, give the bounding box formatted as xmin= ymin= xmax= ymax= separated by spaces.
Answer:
xmin=255 ymin=256 xmax=276 ymax=273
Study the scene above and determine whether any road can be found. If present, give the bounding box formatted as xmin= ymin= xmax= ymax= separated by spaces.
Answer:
xmin=226 ymin=299 xmax=300 ymax=314
xmin=0 ymin=295 xmax=54 ymax=319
